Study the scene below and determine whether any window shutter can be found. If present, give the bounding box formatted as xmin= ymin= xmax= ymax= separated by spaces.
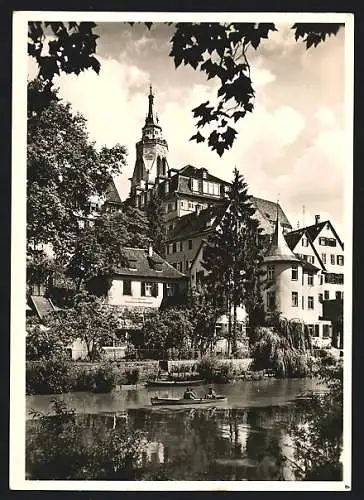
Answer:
xmin=153 ymin=283 xmax=158 ymax=297
xmin=141 ymin=282 xmax=145 ymax=296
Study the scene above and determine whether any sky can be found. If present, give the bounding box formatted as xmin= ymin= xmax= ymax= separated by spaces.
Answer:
xmin=28 ymin=21 xmax=348 ymax=235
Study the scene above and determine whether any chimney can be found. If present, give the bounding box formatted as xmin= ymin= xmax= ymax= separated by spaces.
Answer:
xmin=315 ymin=214 xmax=320 ymax=225
xmin=148 ymin=244 xmax=153 ymax=258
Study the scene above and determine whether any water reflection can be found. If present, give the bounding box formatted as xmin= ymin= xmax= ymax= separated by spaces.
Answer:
xmin=26 ymin=404 xmax=304 ymax=480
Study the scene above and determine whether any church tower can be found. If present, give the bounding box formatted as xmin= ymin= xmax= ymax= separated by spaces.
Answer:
xmin=130 ymin=86 xmax=169 ymax=202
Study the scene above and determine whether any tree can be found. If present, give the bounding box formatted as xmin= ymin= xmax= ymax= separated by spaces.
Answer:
xmin=202 ymin=168 xmax=262 ymax=355
xmin=66 ymin=206 xmax=150 ymax=293
xmin=46 ymin=291 xmax=122 ymax=361
xmin=187 ymin=284 xmax=222 ymax=356
xmin=27 ymin=79 xmax=126 ymax=258
xmin=141 ymin=308 xmax=193 ymax=359
xmin=28 ymin=22 xmax=343 ymax=155
xmin=146 ymin=190 xmax=167 ymax=257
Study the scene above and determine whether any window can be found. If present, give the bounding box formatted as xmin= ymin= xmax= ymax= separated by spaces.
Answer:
xmin=337 ymin=255 xmax=344 ymax=266
xmin=291 ymin=264 xmax=298 ymax=281
xmin=178 ymin=241 xmax=183 ymax=252
xmin=188 ymin=201 xmax=194 ymax=210
xmin=328 ymin=238 xmax=337 ymax=247
xmin=319 ymin=237 xmax=326 ymax=246
xmin=188 ymin=239 xmax=193 ymax=250
xmin=267 ymin=291 xmax=275 ymax=311
xmin=267 ymin=265 xmax=274 ymax=280
xmin=308 ymin=296 xmax=314 ymax=309
xmin=314 ymin=325 xmax=320 ymax=337
xmin=319 ymin=274 xmax=323 ymax=285
xmin=324 ymin=290 xmax=330 ymax=300
xmin=185 ymin=260 xmax=190 ymax=271
xmin=292 ymin=292 xmax=298 ymax=307
xmin=318 ymin=293 xmax=323 ymax=303
xmin=191 ymin=179 xmax=199 ymax=191
xmin=302 ymin=296 xmax=304 ymax=309
xmin=323 ymin=324 xmax=331 ymax=339
xmin=307 ymin=255 xmax=315 ymax=264
xmin=307 ymin=273 xmax=314 ymax=286
xmin=172 ymin=243 xmax=177 ymax=253
xmin=336 ymin=291 xmax=343 ymax=300
xmin=203 ymin=181 xmax=220 ymax=196
xmin=330 ymin=254 xmax=335 ymax=265
xmin=321 ymin=253 xmax=326 ymax=264
xmin=123 ymin=280 xmax=132 ymax=296
xmin=141 ymin=282 xmax=158 ymax=297
xmin=302 ymin=237 xmax=308 ymax=247
xmin=307 ymin=324 xmax=314 ymax=336
xmin=166 ymin=245 xmax=169 ymax=255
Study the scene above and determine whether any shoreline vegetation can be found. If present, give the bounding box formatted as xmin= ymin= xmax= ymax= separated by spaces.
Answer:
xmin=26 ymin=349 xmax=338 ymax=396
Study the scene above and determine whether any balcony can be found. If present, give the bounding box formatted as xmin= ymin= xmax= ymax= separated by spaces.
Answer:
xmin=324 ymin=273 xmax=344 ymax=285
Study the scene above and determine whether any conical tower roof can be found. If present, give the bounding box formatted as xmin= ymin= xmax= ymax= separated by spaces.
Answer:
xmin=264 ymin=203 xmax=300 ymax=263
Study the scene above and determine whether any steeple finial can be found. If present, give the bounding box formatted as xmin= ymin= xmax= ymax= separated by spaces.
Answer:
xmin=147 ymin=84 xmax=155 ymax=122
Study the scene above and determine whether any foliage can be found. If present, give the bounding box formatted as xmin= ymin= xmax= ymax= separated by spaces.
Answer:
xmin=26 ymin=355 xmax=74 ymax=395
xmin=125 ymin=368 xmax=140 ymax=385
xmin=26 ymin=400 xmax=147 ymax=479
xmin=146 ymin=190 xmax=166 ymax=257
xmin=187 ymin=284 xmax=221 ymax=355
xmin=28 ymin=22 xmax=342 ymax=155
xmin=141 ymin=307 xmax=194 ymax=359
xmin=46 ymin=291 xmax=122 ymax=361
xmin=288 ymin=358 xmax=343 ymax=480
xmin=197 ymin=356 xmax=234 ymax=383
xmin=251 ymin=320 xmax=313 ymax=378
xmin=202 ymin=168 xmax=263 ymax=354
xmin=27 ymin=79 xmax=126 ymax=258
xmin=26 ymin=323 xmax=69 ymax=361
xmin=66 ymin=207 xmax=149 ymax=292
xmin=84 ymin=363 xmax=117 ymax=393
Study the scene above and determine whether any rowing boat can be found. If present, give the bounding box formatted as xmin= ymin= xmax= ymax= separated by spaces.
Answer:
xmin=146 ymin=379 xmax=205 ymax=387
xmin=150 ymin=395 xmax=227 ymax=406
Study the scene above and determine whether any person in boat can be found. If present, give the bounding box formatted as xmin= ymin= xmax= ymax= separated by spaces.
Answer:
xmin=205 ymin=386 xmax=217 ymax=399
xmin=183 ymin=387 xmax=198 ymax=400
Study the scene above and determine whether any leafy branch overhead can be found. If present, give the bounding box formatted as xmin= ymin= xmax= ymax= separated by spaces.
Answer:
xmin=28 ymin=21 xmax=343 ymax=155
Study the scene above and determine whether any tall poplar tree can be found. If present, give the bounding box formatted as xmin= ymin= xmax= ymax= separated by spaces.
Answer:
xmin=202 ymin=168 xmax=263 ymax=354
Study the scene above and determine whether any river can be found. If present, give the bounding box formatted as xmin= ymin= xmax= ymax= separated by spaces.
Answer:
xmin=26 ymin=378 xmax=327 ymax=481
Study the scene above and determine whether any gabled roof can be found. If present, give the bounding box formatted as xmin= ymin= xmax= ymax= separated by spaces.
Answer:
xmin=114 ymin=247 xmax=187 ymax=280
xmin=165 ymin=202 xmax=228 ymax=242
xmin=286 ymin=220 xmax=343 ymax=249
xmin=104 ymin=178 xmax=122 ymax=205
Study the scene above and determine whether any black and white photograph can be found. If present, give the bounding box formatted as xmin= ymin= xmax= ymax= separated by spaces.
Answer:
xmin=11 ymin=11 xmax=352 ymax=490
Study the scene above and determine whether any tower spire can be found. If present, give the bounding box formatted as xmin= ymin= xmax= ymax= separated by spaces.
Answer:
xmin=147 ymin=84 xmax=155 ymax=123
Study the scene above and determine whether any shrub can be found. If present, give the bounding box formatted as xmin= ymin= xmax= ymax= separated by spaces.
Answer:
xmin=197 ymin=356 xmax=233 ymax=383
xmin=84 ymin=363 xmax=117 ymax=393
xmin=26 ymin=355 xmax=74 ymax=395
xmin=124 ymin=368 xmax=140 ymax=385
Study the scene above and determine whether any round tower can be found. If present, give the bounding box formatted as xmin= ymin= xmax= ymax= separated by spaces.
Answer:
xmin=262 ymin=206 xmax=304 ymax=321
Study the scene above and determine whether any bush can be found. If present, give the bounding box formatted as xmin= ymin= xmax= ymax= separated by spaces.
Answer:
xmin=26 ymin=355 xmax=74 ymax=395
xmin=197 ymin=356 xmax=234 ymax=383
xmin=124 ymin=344 xmax=138 ymax=361
xmin=124 ymin=368 xmax=140 ymax=385
xmin=84 ymin=363 xmax=117 ymax=393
